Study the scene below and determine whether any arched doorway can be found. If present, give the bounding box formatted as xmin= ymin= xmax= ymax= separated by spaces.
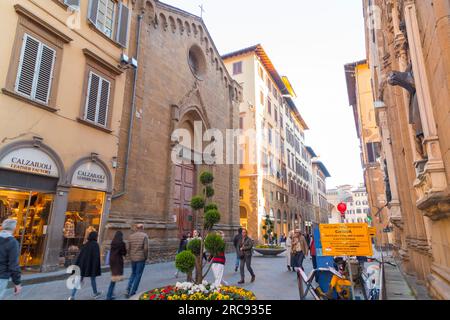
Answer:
xmin=172 ymin=107 xmax=208 ymax=238
xmin=239 ymin=206 xmax=248 ymax=229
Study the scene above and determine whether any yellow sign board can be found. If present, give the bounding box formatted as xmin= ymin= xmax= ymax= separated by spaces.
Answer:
xmin=319 ymin=223 xmax=373 ymax=257
xmin=368 ymin=227 xmax=376 ymax=237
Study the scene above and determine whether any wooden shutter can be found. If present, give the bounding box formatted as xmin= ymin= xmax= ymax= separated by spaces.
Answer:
xmin=34 ymin=45 xmax=55 ymax=104
xmin=85 ymin=72 xmax=110 ymax=127
xmin=97 ymin=77 xmax=110 ymax=126
xmin=64 ymin=0 xmax=81 ymax=9
xmin=115 ymin=2 xmax=130 ymax=48
xmin=88 ymin=0 xmax=99 ymax=25
xmin=15 ymin=34 xmax=55 ymax=105
xmin=16 ymin=34 xmax=40 ymax=98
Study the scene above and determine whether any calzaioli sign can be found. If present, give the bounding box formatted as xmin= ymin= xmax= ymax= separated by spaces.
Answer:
xmin=71 ymin=162 xmax=108 ymax=191
xmin=0 ymin=148 xmax=59 ymax=177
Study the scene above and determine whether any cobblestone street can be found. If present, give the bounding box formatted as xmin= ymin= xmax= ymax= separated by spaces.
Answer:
xmin=3 ymin=252 xmax=313 ymax=300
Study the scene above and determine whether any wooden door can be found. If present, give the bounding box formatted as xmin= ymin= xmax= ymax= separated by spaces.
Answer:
xmin=173 ymin=163 xmax=195 ymax=238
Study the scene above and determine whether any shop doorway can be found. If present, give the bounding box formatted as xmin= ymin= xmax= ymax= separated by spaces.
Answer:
xmin=0 ymin=188 xmax=54 ymax=271
xmin=239 ymin=206 xmax=248 ymax=229
xmin=174 ymin=163 xmax=196 ymax=238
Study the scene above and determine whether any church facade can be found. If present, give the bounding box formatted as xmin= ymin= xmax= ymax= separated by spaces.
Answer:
xmin=107 ymin=0 xmax=242 ymax=260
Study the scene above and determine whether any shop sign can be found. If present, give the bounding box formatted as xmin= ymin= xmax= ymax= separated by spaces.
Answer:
xmin=0 ymin=148 xmax=59 ymax=177
xmin=71 ymin=162 xmax=108 ymax=191
xmin=319 ymin=223 xmax=373 ymax=257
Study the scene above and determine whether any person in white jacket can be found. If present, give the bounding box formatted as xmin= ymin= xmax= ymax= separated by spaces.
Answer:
xmin=286 ymin=231 xmax=293 ymax=271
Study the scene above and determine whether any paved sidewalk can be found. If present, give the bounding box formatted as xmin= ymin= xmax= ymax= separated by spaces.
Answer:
xmin=3 ymin=252 xmax=312 ymax=300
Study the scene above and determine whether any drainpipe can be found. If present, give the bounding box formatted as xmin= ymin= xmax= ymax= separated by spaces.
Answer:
xmin=113 ymin=13 xmax=143 ymax=199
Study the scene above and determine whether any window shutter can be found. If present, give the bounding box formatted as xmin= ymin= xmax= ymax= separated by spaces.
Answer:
xmin=85 ymin=72 xmax=110 ymax=127
xmin=64 ymin=0 xmax=81 ymax=10
xmin=115 ymin=2 xmax=130 ymax=48
xmin=88 ymin=0 xmax=99 ymax=25
xmin=16 ymin=34 xmax=40 ymax=98
xmin=85 ymin=72 xmax=100 ymax=123
xmin=97 ymin=78 xmax=111 ymax=126
xmin=34 ymin=45 xmax=55 ymax=104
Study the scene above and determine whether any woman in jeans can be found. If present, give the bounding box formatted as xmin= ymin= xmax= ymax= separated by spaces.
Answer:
xmin=68 ymin=231 xmax=102 ymax=300
xmin=211 ymin=231 xmax=228 ymax=287
xmin=291 ymin=230 xmax=309 ymax=271
xmin=106 ymin=231 xmax=127 ymax=300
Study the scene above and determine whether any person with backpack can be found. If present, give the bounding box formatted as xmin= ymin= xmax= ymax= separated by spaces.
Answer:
xmin=238 ymin=228 xmax=255 ymax=284
xmin=0 ymin=219 xmax=21 ymax=300
xmin=233 ymin=228 xmax=243 ymax=272
xmin=68 ymin=231 xmax=102 ymax=300
xmin=106 ymin=231 xmax=127 ymax=300
xmin=125 ymin=224 xmax=148 ymax=298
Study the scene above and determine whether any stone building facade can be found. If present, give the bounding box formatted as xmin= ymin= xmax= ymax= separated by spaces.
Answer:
xmin=108 ymin=0 xmax=242 ymax=260
xmin=362 ymin=0 xmax=450 ymax=299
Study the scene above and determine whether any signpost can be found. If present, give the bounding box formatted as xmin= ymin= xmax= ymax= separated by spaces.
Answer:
xmin=319 ymin=223 xmax=373 ymax=257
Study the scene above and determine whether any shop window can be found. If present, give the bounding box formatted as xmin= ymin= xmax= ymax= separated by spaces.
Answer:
xmin=0 ymin=189 xmax=54 ymax=269
xmin=61 ymin=188 xmax=105 ymax=267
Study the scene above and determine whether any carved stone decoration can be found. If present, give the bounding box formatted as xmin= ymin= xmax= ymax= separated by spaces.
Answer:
xmin=388 ymin=64 xmax=426 ymax=159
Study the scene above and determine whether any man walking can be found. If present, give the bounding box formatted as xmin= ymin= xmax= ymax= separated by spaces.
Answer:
xmin=125 ymin=224 xmax=148 ymax=298
xmin=233 ymin=228 xmax=243 ymax=272
xmin=238 ymin=228 xmax=255 ymax=284
xmin=0 ymin=219 xmax=21 ymax=300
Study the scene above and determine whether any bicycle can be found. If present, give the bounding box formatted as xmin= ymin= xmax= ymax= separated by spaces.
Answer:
xmin=296 ymin=267 xmax=353 ymax=300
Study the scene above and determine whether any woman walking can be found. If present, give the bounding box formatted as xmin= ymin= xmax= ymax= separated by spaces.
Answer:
xmin=211 ymin=231 xmax=228 ymax=287
xmin=286 ymin=231 xmax=293 ymax=271
xmin=291 ymin=230 xmax=309 ymax=271
xmin=106 ymin=231 xmax=127 ymax=300
xmin=68 ymin=231 xmax=102 ymax=300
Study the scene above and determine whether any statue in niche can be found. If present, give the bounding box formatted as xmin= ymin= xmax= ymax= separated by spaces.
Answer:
xmin=388 ymin=64 xmax=427 ymax=160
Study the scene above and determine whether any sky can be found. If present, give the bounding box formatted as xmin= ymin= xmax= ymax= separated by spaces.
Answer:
xmin=162 ymin=0 xmax=367 ymax=189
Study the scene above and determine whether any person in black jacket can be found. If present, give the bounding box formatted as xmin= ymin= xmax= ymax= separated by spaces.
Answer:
xmin=106 ymin=231 xmax=127 ymax=300
xmin=175 ymin=233 xmax=189 ymax=278
xmin=69 ymin=231 xmax=102 ymax=300
xmin=233 ymin=228 xmax=243 ymax=272
xmin=0 ymin=219 xmax=21 ymax=300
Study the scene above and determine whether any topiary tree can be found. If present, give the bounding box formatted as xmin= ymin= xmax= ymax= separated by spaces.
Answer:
xmin=175 ymin=250 xmax=196 ymax=282
xmin=262 ymin=214 xmax=274 ymax=245
xmin=177 ymin=171 xmax=224 ymax=284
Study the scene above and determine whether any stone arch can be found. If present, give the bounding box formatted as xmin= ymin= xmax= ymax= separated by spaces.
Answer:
xmin=159 ymin=13 xmax=168 ymax=31
xmin=65 ymin=154 xmax=113 ymax=193
xmin=141 ymin=0 xmax=156 ymax=24
xmin=177 ymin=18 xmax=184 ymax=34
xmin=184 ymin=21 xmax=191 ymax=35
xmin=169 ymin=16 xmax=176 ymax=33
xmin=0 ymin=138 xmax=66 ymax=185
xmin=192 ymin=23 xmax=198 ymax=37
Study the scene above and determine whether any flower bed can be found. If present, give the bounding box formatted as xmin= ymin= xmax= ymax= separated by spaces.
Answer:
xmin=140 ymin=281 xmax=256 ymax=301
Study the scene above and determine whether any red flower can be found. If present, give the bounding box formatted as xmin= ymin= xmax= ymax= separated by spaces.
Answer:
xmin=159 ymin=294 xmax=165 ymax=299
xmin=150 ymin=295 xmax=156 ymax=300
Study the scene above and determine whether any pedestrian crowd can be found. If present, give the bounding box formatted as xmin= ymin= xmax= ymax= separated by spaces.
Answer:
xmin=1 ymin=218 xmax=316 ymax=301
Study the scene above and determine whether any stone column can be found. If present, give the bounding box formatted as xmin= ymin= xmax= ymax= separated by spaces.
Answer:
xmin=42 ymin=186 xmax=69 ymax=272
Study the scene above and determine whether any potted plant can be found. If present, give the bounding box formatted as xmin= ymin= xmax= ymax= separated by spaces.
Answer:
xmin=254 ymin=215 xmax=286 ymax=256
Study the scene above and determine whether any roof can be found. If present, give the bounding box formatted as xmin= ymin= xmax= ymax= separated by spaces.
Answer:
xmin=222 ymin=44 xmax=290 ymax=96
xmin=305 ymin=146 xmax=317 ymax=158
xmin=285 ymin=97 xmax=309 ymax=130
xmin=312 ymin=160 xmax=331 ymax=178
